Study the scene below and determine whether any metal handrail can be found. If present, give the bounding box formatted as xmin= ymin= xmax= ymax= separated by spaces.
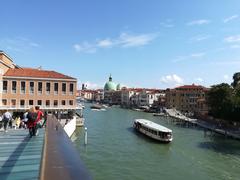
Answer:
xmin=40 ymin=115 xmax=91 ymax=180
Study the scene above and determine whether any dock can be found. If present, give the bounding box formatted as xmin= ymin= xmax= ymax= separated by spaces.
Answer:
xmin=165 ymin=109 xmax=240 ymax=140
xmin=0 ymin=115 xmax=91 ymax=180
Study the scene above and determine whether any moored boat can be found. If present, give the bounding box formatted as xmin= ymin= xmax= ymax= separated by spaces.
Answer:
xmin=90 ymin=104 xmax=102 ymax=109
xmin=133 ymin=119 xmax=173 ymax=142
xmin=153 ymin=113 xmax=165 ymax=116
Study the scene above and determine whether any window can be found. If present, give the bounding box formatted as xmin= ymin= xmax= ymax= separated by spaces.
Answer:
xmin=38 ymin=82 xmax=42 ymax=94
xmin=69 ymin=100 xmax=73 ymax=106
xmin=46 ymin=82 xmax=51 ymax=94
xmin=3 ymin=81 xmax=8 ymax=93
xmin=61 ymin=100 xmax=66 ymax=106
xmin=54 ymin=83 xmax=58 ymax=95
xmin=69 ymin=83 xmax=74 ymax=95
xmin=29 ymin=82 xmax=34 ymax=94
xmin=21 ymin=81 xmax=26 ymax=94
xmin=11 ymin=99 xmax=16 ymax=107
xmin=38 ymin=100 xmax=42 ymax=106
xmin=20 ymin=100 xmax=25 ymax=107
xmin=54 ymin=100 xmax=58 ymax=107
xmin=2 ymin=99 xmax=7 ymax=106
xmin=12 ymin=81 xmax=17 ymax=93
xmin=62 ymin=83 xmax=66 ymax=95
xmin=46 ymin=100 xmax=50 ymax=107
xmin=29 ymin=100 xmax=34 ymax=106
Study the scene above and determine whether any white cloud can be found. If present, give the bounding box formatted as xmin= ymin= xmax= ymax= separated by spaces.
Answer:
xmin=190 ymin=35 xmax=210 ymax=42
xmin=73 ymin=32 xmax=158 ymax=53
xmin=223 ymin=15 xmax=239 ymax=23
xmin=119 ymin=33 xmax=157 ymax=47
xmin=160 ymin=19 xmax=175 ymax=28
xmin=223 ymin=74 xmax=230 ymax=80
xmin=190 ymin=53 xmax=205 ymax=58
xmin=160 ymin=74 xmax=184 ymax=87
xmin=173 ymin=52 xmax=206 ymax=62
xmin=29 ymin=42 xmax=40 ymax=47
xmin=195 ymin=77 xmax=204 ymax=83
xmin=224 ymin=35 xmax=240 ymax=43
xmin=73 ymin=42 xmax=96 ymax=53
xmin=97 ymin=39 xmax=113 ymax=48
xmin=0 ymin=37 xmax=39 ymax=53
xmin=230 ymin=44 xmax=240 ymax=49
xmin=187 ymin=19 xmax=211 ymax=26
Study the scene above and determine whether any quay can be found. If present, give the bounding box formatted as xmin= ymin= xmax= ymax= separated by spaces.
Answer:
xmin=0 ymin=115 xmax=91 ymax=180
xmin=164 ymin=109 xmax=240 ymax=140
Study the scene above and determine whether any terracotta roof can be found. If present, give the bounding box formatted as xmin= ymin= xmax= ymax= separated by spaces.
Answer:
xmin=175 ymin=84 xmax=206 ymax=90
xmin=4 ymin=68 xmax=76 ymax=80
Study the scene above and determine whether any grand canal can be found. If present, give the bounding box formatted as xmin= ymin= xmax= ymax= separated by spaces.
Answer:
xmin=73 ymin=104 xmax=240 ymax=180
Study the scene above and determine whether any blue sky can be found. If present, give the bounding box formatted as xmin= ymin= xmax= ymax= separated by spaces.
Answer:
xmin=1 ymin=0 xmax=240 ymax=89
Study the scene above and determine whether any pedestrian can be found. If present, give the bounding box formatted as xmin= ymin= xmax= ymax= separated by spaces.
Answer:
xmin=41 ymin=111 xmax=48 ymax=128
xmin=2 ymin=110 xmax=12 ymax=132
xmin=27 ymin=107 xmax=38 ymax=137
xmin=15 ymin=116 xmax=21 ymax=129
xmin=0 ymin=114 xmax=3 ymax=129
xmin=23 ymin=110 xmax=29 ymax=129
xmin=35 ymin=106 xmax=44 ymax=135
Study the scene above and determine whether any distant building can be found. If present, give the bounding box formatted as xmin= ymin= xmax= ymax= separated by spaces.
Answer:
xmin=138 ymin=90 xmax=161 ymax=107
xmin=82 ymin=83 xmax=87 ymax=90
xmin=78 ymin=89 xmax=104 ymax=102
xmin=103 ymin=75 xmax=122 ymax=104
xmin=0 ymin=51 xmax=77 ymax=112
xmin=165 ymin=84 xmax=208 ymax=115
xmin=121 ymin=88 xmax=135 ymax=107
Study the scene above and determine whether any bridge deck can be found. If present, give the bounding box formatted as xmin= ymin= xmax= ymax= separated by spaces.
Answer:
xmin=0 ymin=128 xmax=45 ymax=180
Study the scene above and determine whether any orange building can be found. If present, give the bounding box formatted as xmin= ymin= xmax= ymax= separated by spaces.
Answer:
xmin=165 ymin=84 xmax=208 ymax=115
xmin=0 ymin=51 xmax=77 ymax=112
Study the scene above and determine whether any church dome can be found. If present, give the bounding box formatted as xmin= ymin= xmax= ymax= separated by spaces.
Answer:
xmin=104 ymin=75 xmax=117 ymax=91
xmin=116 ymin=84 xmax=122 ymax=90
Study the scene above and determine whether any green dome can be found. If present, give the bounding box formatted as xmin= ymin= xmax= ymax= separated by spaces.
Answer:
xmin=116 ymin=84 xmax=122 ymax=90
xmin=104 ymin=75 xmax=117 ymax=91
xmin=104 ymin=82 xmax=117 ymax=91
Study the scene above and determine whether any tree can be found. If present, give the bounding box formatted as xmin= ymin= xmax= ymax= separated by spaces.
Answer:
xmin=232 ymin=72 xmax=240 ymax=88
xmin=207 ymin=83 xmax=233 ymax=120
xmin=207 ymin=73 xmax=240 ymax=122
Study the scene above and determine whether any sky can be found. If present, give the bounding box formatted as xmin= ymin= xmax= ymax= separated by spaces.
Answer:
xmin=1 ymin=0 xmax=240 ymax=89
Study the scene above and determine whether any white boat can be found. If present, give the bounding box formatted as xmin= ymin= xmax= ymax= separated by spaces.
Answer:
xmin=133 ymin=119 xmax=173 ymax=142
xmin=153 ymin=113 xmax=165 ymax=116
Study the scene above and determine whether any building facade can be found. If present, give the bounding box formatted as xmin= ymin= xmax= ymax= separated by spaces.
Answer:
xmin=165 ymin=84 xmax=208 ymax=115
xmin=0 ymin=51 xmax=77 ymax=112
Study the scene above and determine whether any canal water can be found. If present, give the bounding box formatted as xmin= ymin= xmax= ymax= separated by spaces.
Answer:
xmin=73 ymin=103 xmax=240 ymax=180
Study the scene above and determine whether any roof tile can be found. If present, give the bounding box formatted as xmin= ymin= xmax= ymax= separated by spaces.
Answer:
xmin=3 ymin=68 xmax=76 ymax=80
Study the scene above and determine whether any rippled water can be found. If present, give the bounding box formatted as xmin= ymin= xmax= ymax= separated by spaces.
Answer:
xmin=72 ymin=104 xmax=240 ymax=180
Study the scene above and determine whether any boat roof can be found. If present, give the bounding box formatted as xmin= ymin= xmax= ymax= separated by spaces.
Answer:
xmin=134 ymin=119 xmax=172 ymax=133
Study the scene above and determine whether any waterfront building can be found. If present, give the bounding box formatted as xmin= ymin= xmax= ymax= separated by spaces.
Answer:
xmin=103 ymin=75 xmax=122 ymax=104
xmin=138 ymin=89 xmax=161 ymax=108
xmin=121 ymin=88 xmax=162 ymax=109
xmin=0 ymin=51 xmax=77 ymax=112
xmin=78 ymin=89 xmax=104 ymax=102
xmin=121 ymin=88 xmax=135 ymax=107
xmin=165 ymin=84 xmax=208 ymax=115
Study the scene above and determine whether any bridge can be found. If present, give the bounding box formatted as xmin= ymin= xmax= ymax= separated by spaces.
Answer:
xmin=0 ymin=115 xmax=91 ymax=180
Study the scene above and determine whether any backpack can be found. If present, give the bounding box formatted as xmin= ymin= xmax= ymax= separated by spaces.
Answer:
xmin=27 ymin=112 xmax=37 ymax=122
xmin=3 ymin=114 xmax=10 ymax=122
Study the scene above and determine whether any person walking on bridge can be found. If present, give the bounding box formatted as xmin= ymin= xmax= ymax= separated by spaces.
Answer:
xmin=27 ymin=107 xmax=38 ymax=137
xmin=2 ymin=110 xmax=12 ymax=132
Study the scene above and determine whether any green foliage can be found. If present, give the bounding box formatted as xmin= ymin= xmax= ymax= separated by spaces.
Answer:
xmin=207 ymin=74 xmax=240 ymax=122
xmin=232 ymin=72 xmax=240 ymax=88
